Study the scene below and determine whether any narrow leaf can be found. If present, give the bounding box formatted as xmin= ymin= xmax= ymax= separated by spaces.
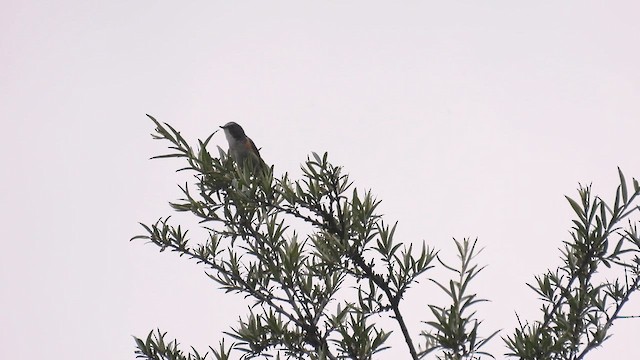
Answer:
xmin=619 ymin=167 xmax=628 ymax=203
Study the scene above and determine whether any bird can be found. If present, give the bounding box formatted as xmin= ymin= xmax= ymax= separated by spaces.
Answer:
xmin=220 ymin=122 xmax=265 ymax=171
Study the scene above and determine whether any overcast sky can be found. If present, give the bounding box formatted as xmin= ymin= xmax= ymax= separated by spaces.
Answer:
xmin=2 ymin=1 xmax=640 ymax=359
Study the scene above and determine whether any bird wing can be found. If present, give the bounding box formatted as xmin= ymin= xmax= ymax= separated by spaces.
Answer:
xmin=245 ymin=137 xmax=262 ymax=159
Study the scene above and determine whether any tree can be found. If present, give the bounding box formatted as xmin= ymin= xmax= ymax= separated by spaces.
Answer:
xmin=132 ymin=116 xmax=640 ymax=360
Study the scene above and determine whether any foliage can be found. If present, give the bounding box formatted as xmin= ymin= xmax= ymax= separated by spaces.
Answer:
xmin=132 ymin=116 xmax=640 ymax=360
xmin=420 ymin=239 xmax=499 ymax=359
xmin=504 ymin=170 xmax=640 ymax=360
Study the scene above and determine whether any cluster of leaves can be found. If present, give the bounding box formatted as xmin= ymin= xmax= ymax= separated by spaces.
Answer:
xmin=132 ymin=116 xmax=640 ymax=360
xmin=132 ymin=116 xmax=495 ymax=360
xmin=504 ymin=170 xmax=640 ymax=359
xmin=420 ymin=239 xmax=499 ymax=359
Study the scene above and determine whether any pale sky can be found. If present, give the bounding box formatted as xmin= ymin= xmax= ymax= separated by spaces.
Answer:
xmin=2 ymin=1 xmax=640 ymax=359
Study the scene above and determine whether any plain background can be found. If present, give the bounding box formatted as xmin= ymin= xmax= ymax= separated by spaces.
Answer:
xmin=2 ymin=1 xmax=639 ymax=359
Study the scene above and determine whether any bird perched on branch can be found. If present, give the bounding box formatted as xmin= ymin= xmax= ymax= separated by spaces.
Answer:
xmin=220 ymin=122 xmax=265 ymax=171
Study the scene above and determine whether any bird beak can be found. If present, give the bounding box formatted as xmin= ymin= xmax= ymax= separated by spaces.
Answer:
xmin=219 ymin=125 xmax=225 ymax=129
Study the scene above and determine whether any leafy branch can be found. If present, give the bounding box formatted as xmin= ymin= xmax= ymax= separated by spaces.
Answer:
xmin=131 ymin=116 xmax=638 ymax=360
xmin=132 ymin=116 xmax=455 ymax=360
xmin=504 ymin=169 xmax=640 ymax=359
xmin=419 ymin=238 xmax=499 ymax=360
